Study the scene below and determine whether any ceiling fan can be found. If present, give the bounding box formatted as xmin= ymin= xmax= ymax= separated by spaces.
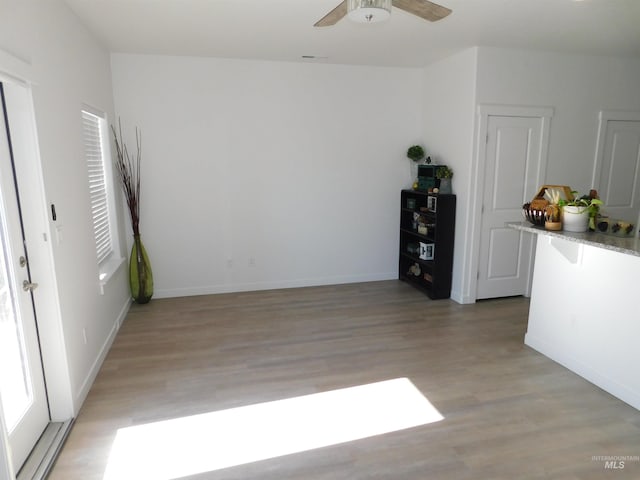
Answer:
xmin=314 ymin=0 xmax=452 ymax=27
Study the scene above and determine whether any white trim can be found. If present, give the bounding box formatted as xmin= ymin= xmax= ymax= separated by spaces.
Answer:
xmin=0 ymin=396 xmax=16 ymax=480
xmin=3 ymin=81 xmax=75 ymax=422
xmin=462 ymin=104 xmax=554 ymax=303
xmin=99 ymin=255 xmax=126 ymax=295
xmin=153 ymin=272 xmax=398 ymax=299
xmin=80 ymin=102 xmax=106 ymax=119
xmin=0 ymin=49 xmax=36 ymax=480
xmin=0 ymin=49 xmax=34 ymax=86
xmin=525 ymin=333 xmax=640 ymax=411
xmin=75 ymin=298 xmax=130 ymax=409
xmin=592 ymin=110 xmax=640 ymax=191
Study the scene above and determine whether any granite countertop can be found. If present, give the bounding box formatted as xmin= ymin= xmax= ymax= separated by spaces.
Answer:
xmin=508 ymin=222 xmax=640 ymax=257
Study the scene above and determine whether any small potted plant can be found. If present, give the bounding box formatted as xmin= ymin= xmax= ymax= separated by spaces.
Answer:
xmin=436 ymin=166 xmax=453 ymax=194
xmin=406 ymin=145 xmax=425 ymax=188
xmin=406 ymin=145 xmax=425 ymax=162
xmin=558 ymin=190 xmax=603 ymax=232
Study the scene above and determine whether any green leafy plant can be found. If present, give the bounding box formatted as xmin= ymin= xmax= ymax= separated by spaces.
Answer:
xmin=559 ymin=191 xmax=603 ymax=230
xmin=406 ymin=145 xmax=425 ymax=162
xmin=558 ymin=191 xmax=603 ymax=215
xmin=436 ymin=166 xmax=453 ymax=179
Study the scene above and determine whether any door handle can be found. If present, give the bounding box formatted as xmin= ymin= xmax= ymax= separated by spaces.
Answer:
xmin=23 ymin=280 xmax=38 ymax=292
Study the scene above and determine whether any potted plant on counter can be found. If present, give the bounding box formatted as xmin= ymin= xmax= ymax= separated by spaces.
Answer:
xmin=558 ymin=190 xmax=603 ymax=232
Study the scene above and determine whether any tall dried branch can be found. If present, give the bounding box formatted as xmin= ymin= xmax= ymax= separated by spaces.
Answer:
xmin=111 ymin=119 xmax=142 ymax=236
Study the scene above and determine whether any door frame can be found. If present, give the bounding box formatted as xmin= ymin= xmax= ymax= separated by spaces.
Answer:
xmin=0 ymin=50 xmax=74 ymax=476
xmin=460 ymin=104 xmax=554 ymax=304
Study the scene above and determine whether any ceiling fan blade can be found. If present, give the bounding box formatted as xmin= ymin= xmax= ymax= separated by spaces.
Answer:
xmin=392 ymin=0 xmax=452 ymax=22
xmin=314 ymin=1 xmax=348 ymax=27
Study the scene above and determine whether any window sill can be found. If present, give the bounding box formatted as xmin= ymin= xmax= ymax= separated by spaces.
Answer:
xmin=99 ymin=256 xmax=126 ymax=295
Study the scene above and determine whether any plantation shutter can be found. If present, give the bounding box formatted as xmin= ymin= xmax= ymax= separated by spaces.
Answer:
xmin=83 ymin=110 xmax=112 ymax=264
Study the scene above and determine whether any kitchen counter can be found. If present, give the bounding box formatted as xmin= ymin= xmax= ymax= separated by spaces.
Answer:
xmin=509 ymin=222 xmax=640 ymax=411
xmin=508 ymin=221 xmax=640 ymax=257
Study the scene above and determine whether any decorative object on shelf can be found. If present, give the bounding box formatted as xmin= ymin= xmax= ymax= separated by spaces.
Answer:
xmin=407 ymin=243 xmax=420 ymax=255
xmin=544 ymin=204 xmax=562 ymax=231
xmin=408 ymin=263 xmax=421 ymax=276
xmin=596 ymin=218 xmax=636 ymax=237
xmin=523 ymin=185 xmax=573 ymax=228
xmin=112 ymin=120 xmax=154 ymax=304
xmin=407 ymin=145 xmax=425 ymax=188
xmin=522 ymin=203 xmax=545 ymax=226
xmin=542 ymin=187 xmax=562 ymax=230
xmin=417 ymin=164 xmax=438 ymax=191
xmin=427 ymin=195 xmax=437 ymax=212
xmin=538 ymin=185 xmax=573 ymax=203
xmin=558 ymin=190 xmax=603 ymax=233
xmin=406 ymin=145 xmax=425 ymax=162
xmin=419 ymin=242 xmax=434 ymax=260
xmin=436 ymin=166 xmax=453 ymax=194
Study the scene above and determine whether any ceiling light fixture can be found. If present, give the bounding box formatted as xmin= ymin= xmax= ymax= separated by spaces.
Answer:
xmin=347 ymin=0 xmax=392 ymax=23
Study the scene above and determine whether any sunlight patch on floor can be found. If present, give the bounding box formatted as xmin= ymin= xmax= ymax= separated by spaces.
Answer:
xmin=103 ymin=378 xmax=443 ymax=479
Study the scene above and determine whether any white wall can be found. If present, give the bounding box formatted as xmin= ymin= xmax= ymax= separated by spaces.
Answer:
xmin=420 ymin=48 xmax=478 ymax=304
xmin=0 ymin=0 xmax=129 ymax=450
xmin=476 ymin=47 xmax=640 ymax=194
xmin=111 ymin=54 xmax=422 ymax=297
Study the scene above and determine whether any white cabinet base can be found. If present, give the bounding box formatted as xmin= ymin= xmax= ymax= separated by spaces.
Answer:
xmin=525 ymin=235 xmax=640 ymax=410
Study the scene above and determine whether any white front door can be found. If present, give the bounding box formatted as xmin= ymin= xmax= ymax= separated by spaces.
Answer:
xmin=476 ymin=111 xmax=551 ymax=300
xmin=593 ymin=113 xmax=640 ymax=224
xmin=0 ymin=82 xmax=50 ymax=472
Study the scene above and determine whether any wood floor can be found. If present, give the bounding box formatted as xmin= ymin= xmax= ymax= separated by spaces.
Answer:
xmin=48 ymin=281 xmax=640 ymax=479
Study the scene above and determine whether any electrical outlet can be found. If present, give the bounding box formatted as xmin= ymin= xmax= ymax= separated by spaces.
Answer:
xmin=248 ymin=257 xmax=256 ymax=267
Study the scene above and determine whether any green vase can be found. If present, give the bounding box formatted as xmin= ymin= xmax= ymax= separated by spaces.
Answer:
xmin=130 ymin=234 xmax=153 ymax=304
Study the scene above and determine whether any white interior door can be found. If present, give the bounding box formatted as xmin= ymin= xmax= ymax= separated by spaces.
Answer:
xmin=593 ymin=115 xmax=640 ymax=224
xmin=0 ymin=82 xmax=49 ymax=472
xmin=476 ymin=113 xmax=549 ymax=300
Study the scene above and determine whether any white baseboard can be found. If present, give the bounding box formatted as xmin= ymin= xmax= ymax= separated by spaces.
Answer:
xmin=450 ymin=288 xmax=475 ymax=304
xmin=153 ymin=273 xmax=397 ymax=299
xmin=525 ymin=333 xmax=640 ymax=411
xmin=74 ymin=298 xmax=131 ymax=411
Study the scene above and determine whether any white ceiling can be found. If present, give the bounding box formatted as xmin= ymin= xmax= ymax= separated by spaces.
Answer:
xmin=63 ymin=0 xmax=640 ymax=68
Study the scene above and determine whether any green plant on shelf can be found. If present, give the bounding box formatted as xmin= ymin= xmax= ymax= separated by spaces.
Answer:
xmin=436 ymin=166 xmax=453 ymax=179
xmin=406 ymin=145 xmax=425 ymax=162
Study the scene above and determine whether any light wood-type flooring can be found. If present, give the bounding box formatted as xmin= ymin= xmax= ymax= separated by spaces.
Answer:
xmin=48 ymin=281 xmax=640 ymax=479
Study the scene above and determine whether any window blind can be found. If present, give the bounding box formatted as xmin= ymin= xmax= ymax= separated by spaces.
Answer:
xmin=82 ymin=110 xmax=112 ymax=264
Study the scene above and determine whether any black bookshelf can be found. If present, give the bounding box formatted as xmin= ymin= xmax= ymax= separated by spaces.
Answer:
xmin=398 ymin=190 xmax=456 ymax=299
